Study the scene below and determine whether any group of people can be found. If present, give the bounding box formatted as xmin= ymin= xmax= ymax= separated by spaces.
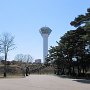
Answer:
xmin=22 ymin=66 xmax=30 ymax=76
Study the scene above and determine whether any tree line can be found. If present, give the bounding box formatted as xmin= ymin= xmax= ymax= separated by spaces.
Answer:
xmin=46 ymin=8 xmax=90 ymax=77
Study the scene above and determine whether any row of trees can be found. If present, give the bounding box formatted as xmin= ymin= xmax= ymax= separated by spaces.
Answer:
xmin=0 ymin=54 xmax=33 ymax=65
xmin=46 ymin=8 xmax=90 ymax=77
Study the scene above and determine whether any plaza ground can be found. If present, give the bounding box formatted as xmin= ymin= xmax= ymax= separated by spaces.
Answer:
xmin=0 ymin=75 xmax=90 ymax=90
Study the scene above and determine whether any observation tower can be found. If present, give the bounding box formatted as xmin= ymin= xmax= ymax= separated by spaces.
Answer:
xmin=39 ymin=26 xmax=52 ymax=63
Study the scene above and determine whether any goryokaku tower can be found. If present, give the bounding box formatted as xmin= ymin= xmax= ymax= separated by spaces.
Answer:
xmin=39 ymin=26 xmax=52 ymax=63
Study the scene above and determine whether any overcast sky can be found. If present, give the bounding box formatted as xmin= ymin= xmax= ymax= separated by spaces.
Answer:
xmin=0 ymin=0 xmax=90 ymax=62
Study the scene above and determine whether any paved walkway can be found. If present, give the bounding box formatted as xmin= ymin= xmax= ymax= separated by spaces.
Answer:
xmin=0 ymin=75 xmax=90 ymax=90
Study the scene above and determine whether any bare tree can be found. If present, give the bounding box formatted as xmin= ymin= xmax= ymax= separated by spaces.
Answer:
xmin=24 ymin=54 xmax=33 ymax=63
xmin=14 ymin=54 xmax=24 ymax=62
xmin=0 ymin=33 xmax=15 ymax=77
xmin=14 ymin=54 xmax=33 ymax=64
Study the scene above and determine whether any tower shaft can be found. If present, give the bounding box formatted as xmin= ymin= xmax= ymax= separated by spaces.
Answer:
xmin=42 ymin=34 xmax=48 ymax=63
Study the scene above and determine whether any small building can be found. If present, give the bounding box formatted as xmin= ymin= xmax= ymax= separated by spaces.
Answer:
xmin=35 ymin=59 xmax=41 ymax=64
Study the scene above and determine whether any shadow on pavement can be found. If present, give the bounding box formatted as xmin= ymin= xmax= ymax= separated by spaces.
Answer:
xmin=73 ymin=79 xmax=90 ymax=84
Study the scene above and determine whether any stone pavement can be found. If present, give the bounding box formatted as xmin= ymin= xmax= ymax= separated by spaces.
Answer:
xmin=0 ymin=75 xmax=90 ymax=90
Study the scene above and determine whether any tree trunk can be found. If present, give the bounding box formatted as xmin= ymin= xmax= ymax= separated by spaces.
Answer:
xmin=4 ymin=52 xmax=7 ymax=77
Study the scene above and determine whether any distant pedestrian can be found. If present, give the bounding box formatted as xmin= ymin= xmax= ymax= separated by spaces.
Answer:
xmin=26 ymin=66 xmax=29 ymax=76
